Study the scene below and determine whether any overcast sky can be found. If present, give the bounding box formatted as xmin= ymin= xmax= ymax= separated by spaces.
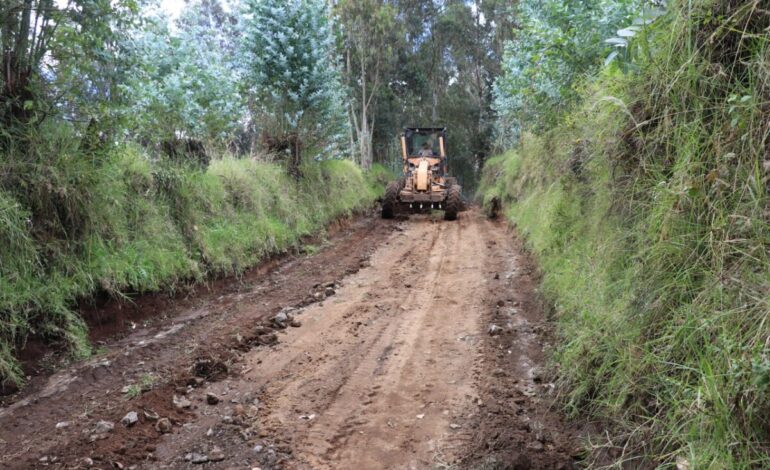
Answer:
xmin=160 ymin=0 xmax=185 ymax=20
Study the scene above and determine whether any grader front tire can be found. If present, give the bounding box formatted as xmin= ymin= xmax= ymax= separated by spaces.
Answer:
xmin=381 ymin=181 xmax=400 ymax=219
xmin=444 ymin=184 xmax=462 ymax=221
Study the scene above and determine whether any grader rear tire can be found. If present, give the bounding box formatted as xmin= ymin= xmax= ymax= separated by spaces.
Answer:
xmin=444 ymin=184 xmax=461 ymax=221
xmin=381 ymin=181 xmax=400 ymax=219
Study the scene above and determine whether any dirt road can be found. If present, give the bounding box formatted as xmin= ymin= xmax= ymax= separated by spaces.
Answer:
xmin=0 ymin=209 xmax=578 ymax=469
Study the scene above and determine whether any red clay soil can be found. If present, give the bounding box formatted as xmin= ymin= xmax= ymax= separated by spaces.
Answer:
xmin=0 ymin=209 xmax=582 ymax=469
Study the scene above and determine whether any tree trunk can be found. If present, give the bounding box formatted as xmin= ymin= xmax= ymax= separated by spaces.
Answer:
xmin=360 ymin=119 xmax=372 ymax=170
xmin=0 ymin=0 xmax=46 ymax=132
xmin=358 ymin=51 xmax=372 ymax=170
xmin=432 ymin=89 xmax=438 ymax=124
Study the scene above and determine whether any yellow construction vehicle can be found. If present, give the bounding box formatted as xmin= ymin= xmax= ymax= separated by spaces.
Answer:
xmin=381 ymin=127 xmax=462 ymax=220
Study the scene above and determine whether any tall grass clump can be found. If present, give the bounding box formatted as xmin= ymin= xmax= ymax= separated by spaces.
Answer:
xmin=0 ymin=125 xmax=384 ymax=386
xmin=481 ymin=0 xmax=770 ymax=466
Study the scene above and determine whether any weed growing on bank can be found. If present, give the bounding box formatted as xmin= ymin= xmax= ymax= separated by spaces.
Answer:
xmin=481 ymin=0 xmax=770 ymax=466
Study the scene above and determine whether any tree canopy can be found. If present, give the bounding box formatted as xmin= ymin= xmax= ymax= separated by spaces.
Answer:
xmin=1 ymin=0 xmax=654 ymax=185
xmin=243 ymin=0 xmax=349 ymax=170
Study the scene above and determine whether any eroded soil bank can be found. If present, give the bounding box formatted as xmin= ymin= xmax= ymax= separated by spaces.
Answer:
xmin=0 ymin=210 xmax=580 ymax=469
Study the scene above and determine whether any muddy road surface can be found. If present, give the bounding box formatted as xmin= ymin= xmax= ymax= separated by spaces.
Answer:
xmin=0 ymin=209 xmax=579 ymax=469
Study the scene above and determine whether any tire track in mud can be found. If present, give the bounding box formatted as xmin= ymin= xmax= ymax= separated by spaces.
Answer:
xmin=240 ymin=221 xmax=450 ymax=467
xmin=299 ymin=221 xmax=458 ymax=467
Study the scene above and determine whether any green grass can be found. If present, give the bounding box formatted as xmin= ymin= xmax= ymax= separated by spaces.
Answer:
xmin=0 ymin=135 xmax=389 ymax=386
xmin=480 ymin=1 xmax=770 ymax=467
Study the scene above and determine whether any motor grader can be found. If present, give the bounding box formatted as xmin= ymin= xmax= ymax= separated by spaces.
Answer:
xmin=381 ymin=127 xmax=462 ymax=220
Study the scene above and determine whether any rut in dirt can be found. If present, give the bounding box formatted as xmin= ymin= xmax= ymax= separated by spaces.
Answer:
xmin=0 ymin=210 xmax=580 ymax=470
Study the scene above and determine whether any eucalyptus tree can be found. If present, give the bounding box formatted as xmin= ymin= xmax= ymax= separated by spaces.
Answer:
xmin=1 ymin=0 xmax=140 ymax=137
xmin=337 ymin=0 xmax=508 ymax=187
xmin=242 ymin=0 xmax=349 ymax=172
xmin=493 ymin=0 xmax=641 ymax=148
xmin=122 ymin=0 xmax=245 ymax=150
xmin=334 ymin=0 xmax=401 ymax=170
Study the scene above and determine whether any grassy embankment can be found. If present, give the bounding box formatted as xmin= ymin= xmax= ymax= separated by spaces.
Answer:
xmin=481 ymin=1 xmax=770 ymax=467
xmin=0 ymin=131 xmax=389 ymax=386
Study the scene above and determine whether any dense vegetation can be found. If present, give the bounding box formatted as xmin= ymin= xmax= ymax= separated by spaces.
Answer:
xmin=483 ymin=0 xmax=770 ymax=466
